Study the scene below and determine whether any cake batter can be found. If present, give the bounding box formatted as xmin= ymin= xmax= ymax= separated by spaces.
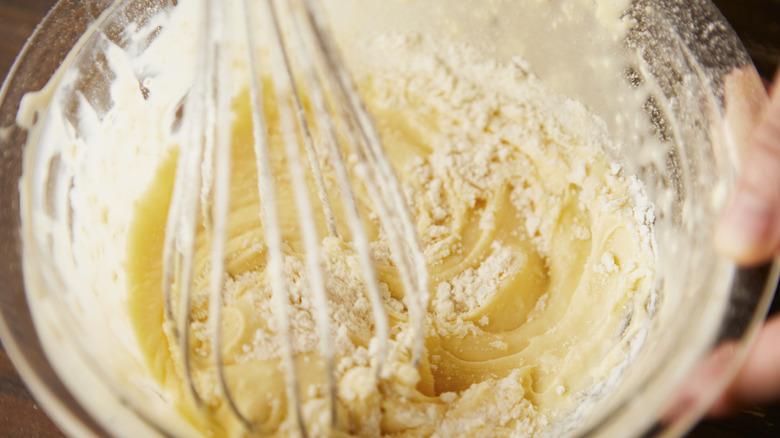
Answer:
xmin=126 ymin=35 xmax=655 ymax=437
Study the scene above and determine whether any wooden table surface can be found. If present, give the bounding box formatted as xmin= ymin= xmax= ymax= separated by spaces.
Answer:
xmin=1 ymin=0 xmax=779 ymax=437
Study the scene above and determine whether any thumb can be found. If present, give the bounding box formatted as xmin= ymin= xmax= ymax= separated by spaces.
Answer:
xmin=716 ymin=72 xmax=780 ymax=266
xmin=708 ymin=316 xmax=780 ymax=416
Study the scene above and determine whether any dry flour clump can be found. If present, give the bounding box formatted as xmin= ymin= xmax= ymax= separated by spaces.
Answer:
xmin=433 ymin=241 xmax=525 ymax=318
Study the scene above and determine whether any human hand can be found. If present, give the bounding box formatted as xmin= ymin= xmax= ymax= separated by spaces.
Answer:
xmin=711 ymin=68 xmax=780 ymax=415
xmin=716 ymin=69 xmax=780 ymax=266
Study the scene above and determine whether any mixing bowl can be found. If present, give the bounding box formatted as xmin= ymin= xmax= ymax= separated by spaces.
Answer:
xmin=1 ymin=0 xmax=778 ymax=437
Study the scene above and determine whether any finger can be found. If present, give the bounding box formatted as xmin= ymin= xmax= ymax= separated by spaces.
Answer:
xmin=709 ymin=315 xmax=780 ymax=416
xmin=663 ymin=341 xmax=737 ymax=422
xmin=716 ymin=69 xmax=780 ymax=266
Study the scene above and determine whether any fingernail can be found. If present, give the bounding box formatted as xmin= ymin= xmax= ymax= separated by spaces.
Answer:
xmin=715 ymin=190 xmax=775 ymax=264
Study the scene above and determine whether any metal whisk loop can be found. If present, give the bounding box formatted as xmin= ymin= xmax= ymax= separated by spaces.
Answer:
xmin=262 ymin=0 xmax=345 ymax=431
xmin=163 ymin=0 xmax=431 ymax=435
xmin=204 ymin=0 xmax=257 ymax=431
xmin=280 ymin=0 xmax=391 ymax=383
xmin=296 ymin=0 xmax=430 ymax=366
xmin=245 ymin=0 xmax=340 ymax=434
xmin=162 ymin=0 xmax=255 ymax=429
xmin=161 ymin=0 xmax=211 ymax=409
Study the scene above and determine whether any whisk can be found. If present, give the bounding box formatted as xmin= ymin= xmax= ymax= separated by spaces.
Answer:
xmin=160 ymin=0 xmax=429 ymax=435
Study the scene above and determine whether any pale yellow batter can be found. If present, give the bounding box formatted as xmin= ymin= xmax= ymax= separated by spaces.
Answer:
xmin=126 ymin=37 xmax=655 ymax=437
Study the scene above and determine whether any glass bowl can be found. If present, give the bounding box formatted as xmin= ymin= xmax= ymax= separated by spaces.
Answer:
xmin=1 ymin=0 xmax=777 ymax=437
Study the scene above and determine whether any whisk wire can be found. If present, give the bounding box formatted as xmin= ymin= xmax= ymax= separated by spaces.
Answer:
xmin=163 ymin=0 xmax=431 ymax=434
xmin=205 ymin=0 xmax=258 ymax=430
xmin=297 ymin=0 xmax=429 ymax=365
xmin=243 ymin=0 xmax=312 ymax=434
xmin=262 ymin=0 xmax=339 ymax=431
xmin=285 ymin=0 xmax=392 ymax=382
xmin=161 ymin=0 xmax=209 ymax=407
